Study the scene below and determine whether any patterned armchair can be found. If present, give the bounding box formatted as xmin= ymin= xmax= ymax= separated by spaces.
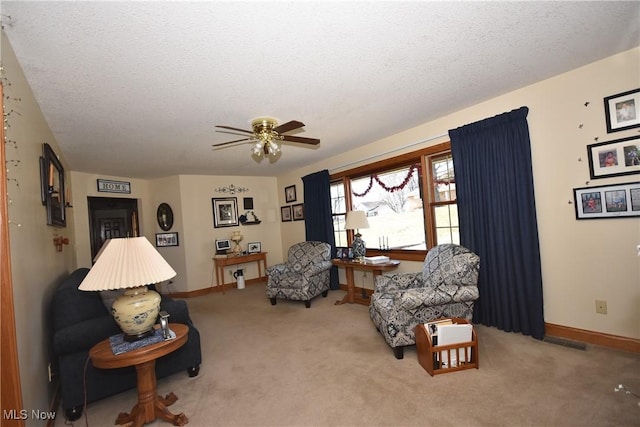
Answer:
xmin=369 ymin=244 xmax=480 ymax=359
xmin=266 ymin=241 xmax=332 ymax=308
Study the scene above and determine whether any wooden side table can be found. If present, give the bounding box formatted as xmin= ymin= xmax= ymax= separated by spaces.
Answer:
xmin=89 ymin=323 xmax=189 ymax=427
xmin=332 ymin=259 xmax=400 ymax=305
xmin=213 ymin=252 xmax=268 ymax=293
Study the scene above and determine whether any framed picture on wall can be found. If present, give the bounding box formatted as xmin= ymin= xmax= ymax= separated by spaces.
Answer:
xmin=156 ymin=232 xmax=179 ymax=247
xmin=573 ymin=182 xmax=640 ymax=219
xmin=285 ymin=185 xmax=297 ymax=202
xmin=604 ymin=88 xmax=640 ymax=133
xmin=212 ymin=197 xmax=239 ymax=228
xmin=281 ymin=206 xmax=292 ymax=222
xmin=587 ymin=136 xmax=640 ymax=179
xmin=292 ymin=203 xmax=305 ymax=221
xmin=41 ymin=143 xmax=66 ymax=227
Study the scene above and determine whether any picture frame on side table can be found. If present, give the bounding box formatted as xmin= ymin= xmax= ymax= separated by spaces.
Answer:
xmin=285 ymin=185 xmax=297 ymax=202
xmin=281 ymin=206 xmax=292 ymax=222
xmin=573 ymin=182 xmax=640 ymax=219
xmin=156 ymin=232 xmax=179 ymax=247
xmin=587 ymin=136 xmax=640 ymax=179
xmin=292 ymin=203 xmax=305 ymax=221
xmin=212 ymin=197 xmax=239 ymax=228
xmin=247 ymin=242 xmax=261 ymax=253
xmin=604 ymin=88 xmax=640 ymax=133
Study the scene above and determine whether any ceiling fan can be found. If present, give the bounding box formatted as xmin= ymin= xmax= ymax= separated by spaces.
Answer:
xmin=212 ymin=117 xmax=320 ymax=157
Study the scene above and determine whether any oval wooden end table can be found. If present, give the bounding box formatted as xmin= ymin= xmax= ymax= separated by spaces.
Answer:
xmin=89 ymin=323 xmax=189 ymax=427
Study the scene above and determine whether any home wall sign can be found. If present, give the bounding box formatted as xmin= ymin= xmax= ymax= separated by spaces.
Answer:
xmin=97 ymin=179 xmax=131 ymax=194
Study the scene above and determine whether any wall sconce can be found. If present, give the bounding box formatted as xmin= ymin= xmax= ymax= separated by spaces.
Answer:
xmin=53 ymin=236 xmax=69 ymax=252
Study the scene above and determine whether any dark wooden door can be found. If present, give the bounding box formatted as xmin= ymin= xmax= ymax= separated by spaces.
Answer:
xmin=88 ymin=197 xmax=139 ymax=262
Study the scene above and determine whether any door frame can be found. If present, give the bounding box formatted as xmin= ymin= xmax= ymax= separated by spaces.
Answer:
xmin=87 ymin=196 xmax=139 ymax=261
xmin=0 ymin=82 xmax=24 ymax=426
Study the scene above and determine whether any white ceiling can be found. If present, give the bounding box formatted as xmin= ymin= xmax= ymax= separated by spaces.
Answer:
xmin=1 ymin=1 xmax=639 ymax=178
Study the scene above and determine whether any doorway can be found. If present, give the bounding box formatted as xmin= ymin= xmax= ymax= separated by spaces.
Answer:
xmin=88 ymin=197 xmax=139 ymax=262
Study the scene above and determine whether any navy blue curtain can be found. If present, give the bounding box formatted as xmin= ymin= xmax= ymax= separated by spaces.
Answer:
xmin=302 ymin=170 xmax=339 ymax=290
xmin=449 ymin=107 xmax=545 ymax=339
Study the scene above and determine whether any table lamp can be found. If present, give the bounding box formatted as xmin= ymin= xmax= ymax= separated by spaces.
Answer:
xmin=79 ymin=237 xmax=177 ymax=341
xmin=345 ymin=210 xmax=369 ymax=261
xmin=230 ymin=231 xmax=243 ymax=256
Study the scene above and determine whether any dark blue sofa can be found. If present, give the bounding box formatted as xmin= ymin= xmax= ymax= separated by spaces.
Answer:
xmin=51 ymin=268 xmax=202 ymax=421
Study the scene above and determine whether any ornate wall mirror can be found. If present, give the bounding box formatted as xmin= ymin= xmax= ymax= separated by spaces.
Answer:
xmin=40 ymin=143 xmax=66 ymax=227
xmin=157 ymin=203 xmax=174 ymax=231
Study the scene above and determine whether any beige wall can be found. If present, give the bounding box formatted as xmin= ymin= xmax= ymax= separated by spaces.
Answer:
xmin=70 ymin=171 xmax=152 ymax=268
xmin=2 ymin=33 xmax=77 ymax=420
xmin=278 ymin=47 xmax=640 ymax=340
xmin=69 ymin=173 xmax=284 ymax=293
xmin=177 ymin=174 xmax=283 ymax=292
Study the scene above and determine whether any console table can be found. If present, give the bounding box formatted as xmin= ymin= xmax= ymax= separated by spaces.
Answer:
xmin=332 ymin=258 xmax=400 ymax=305
xmin=213 ymin=252 xmax=268 ymax=293
xmin=89 ymin=323 xmax=189 ymax=427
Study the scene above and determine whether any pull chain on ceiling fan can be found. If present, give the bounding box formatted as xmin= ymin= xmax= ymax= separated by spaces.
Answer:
xmin=212 ymin=117 xmax=320 ymax=157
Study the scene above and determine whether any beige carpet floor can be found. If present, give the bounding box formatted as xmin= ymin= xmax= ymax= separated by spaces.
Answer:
xmin=74 ymin=283 xmax=640 ymax=427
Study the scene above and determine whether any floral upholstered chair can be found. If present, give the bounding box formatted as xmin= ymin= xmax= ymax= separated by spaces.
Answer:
xmin=266 ymin=241 xmax=332 ymax=308
xmin=369 ymin=244 xmax=480 ymax=359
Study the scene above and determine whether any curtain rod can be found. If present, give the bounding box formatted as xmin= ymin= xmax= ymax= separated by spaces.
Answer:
xmin=329 ymin=131 xmax=449 ymax=173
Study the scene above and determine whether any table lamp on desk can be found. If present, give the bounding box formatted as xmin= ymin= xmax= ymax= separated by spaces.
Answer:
xmin=79 ymin=237 xmax=176 ymax=342
xmin=345 ymin=210 xmax=369 ymax=262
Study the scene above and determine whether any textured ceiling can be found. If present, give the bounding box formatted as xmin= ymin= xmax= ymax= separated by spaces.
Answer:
xmin=1 ymin=1 xmax=639 ymax=178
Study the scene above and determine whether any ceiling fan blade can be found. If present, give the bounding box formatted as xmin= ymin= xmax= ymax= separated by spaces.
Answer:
xmin=274 ymin=120 xmax=304 ymax=134
xmin=212 ymin=138 xmax=250 ymax=148
xmin=215 ymin=125 xmax=254 ymax=134
xmin=216 ymin=129 xmax=254 ymax=137
xmin=282 ymin=135 xmax=320 ymax=145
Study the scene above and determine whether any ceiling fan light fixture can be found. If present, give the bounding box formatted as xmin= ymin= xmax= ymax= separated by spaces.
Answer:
xmin=247 ymin=117 xmax=283 ymax=157
xmin=252 ymin=142 xmax=263 ymax=156
xmin=214 ymin=117 xmax=318 ymax=157
xmin=265 ymin=140 xmax=280 ymax=155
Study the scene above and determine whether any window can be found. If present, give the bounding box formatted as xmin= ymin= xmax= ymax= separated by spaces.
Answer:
xmin=430 ymin=153 xmax=459 ymax=245
xmin=330 ymin=181 xmax=347 ymax=247
xmin=330 ymin=142 xmax=456 ymax=261
xmin=351 ymin=163 xmax=426 ymax=250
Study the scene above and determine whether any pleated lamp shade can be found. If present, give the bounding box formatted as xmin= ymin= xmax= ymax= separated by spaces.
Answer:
xmin=79 ymin=237 xmax=176 ymax=341
xmin=80 ymin=236 xmax=176 ymax=291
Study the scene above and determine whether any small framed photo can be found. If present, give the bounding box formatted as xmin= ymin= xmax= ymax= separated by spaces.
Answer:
xmin=587 ymin=135 xmax=640 ymax=179
xmin=281 ymin=206 xmax=292 ymax=222
xmin=604 ymin=88 xmax=640 ymax=133
xmin=292 ymin=203 xmax=305 ymax=221
xmin=156 ymin=232 xmax=179 ymax=247
xmin=573 ymin=182 xmax=640 ymax=219
xmin=247 ymin=242 xmax=261 ymax=253
xmin=285 ymin=185 xmax=297 ymax=203
xmin=212 ymin=197 xmax=239 ymax=228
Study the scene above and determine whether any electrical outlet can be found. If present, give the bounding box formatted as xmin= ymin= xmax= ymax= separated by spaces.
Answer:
xmin=595 ymin=300 xmax=607 ymax=315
